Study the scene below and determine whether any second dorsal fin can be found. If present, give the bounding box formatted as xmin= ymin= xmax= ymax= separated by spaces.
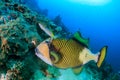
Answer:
xmin=73 ymin=31 xmax=89 ymax=47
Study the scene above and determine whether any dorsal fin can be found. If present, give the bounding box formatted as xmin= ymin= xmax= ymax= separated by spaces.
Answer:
xmin=73 ymin=31 xmax=89 ymax=47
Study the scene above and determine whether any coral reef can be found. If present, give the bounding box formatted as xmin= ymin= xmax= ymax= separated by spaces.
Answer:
xmin=0 ymin=0 xmax=63 ymax=80
xmin=81 ymin=61 xmax=120 ymax=80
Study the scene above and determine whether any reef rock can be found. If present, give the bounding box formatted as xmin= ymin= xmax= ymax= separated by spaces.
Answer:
xmin=0 ymin=0 xmax=62 ymax=80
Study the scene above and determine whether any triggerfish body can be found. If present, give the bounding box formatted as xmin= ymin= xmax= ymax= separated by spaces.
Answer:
xmin=35 ymin=23 xmax=107 ymax=74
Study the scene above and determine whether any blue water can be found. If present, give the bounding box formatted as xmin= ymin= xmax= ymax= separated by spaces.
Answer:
xmin=31 ymin=0 xmax=120 ymax=72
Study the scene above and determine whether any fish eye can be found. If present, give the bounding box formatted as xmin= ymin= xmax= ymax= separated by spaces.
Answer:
xmin=45 ymin=41 xmax=51 ymax=47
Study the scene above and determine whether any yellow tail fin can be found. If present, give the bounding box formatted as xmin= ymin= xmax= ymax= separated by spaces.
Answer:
xmin=97 ymin=46 xmax=108 ymax=68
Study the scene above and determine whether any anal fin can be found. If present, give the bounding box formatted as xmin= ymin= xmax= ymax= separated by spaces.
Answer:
xmin=72 ymin=66 xmax=83 ymax=75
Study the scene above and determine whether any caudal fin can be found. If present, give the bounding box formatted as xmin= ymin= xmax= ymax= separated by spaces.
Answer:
xmin=97 ymin=46 xmax=108 ymax=68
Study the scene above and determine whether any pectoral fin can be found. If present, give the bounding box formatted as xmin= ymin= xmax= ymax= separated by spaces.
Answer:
xmin=73 ymin=31 xmax=89 ymax=47
xmin=72 ymin=66 xmax=83 ymax=75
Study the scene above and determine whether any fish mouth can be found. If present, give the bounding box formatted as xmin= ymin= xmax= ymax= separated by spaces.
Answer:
xmin=35 ymin=48 xmax=53 ymax=65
